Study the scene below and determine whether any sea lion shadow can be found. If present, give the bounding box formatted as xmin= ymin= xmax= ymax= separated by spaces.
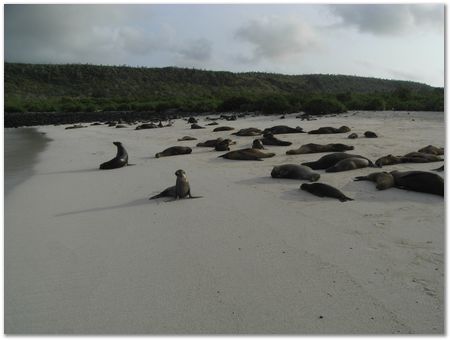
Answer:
xmin=55 ymin=197 xmax=159 ymax=217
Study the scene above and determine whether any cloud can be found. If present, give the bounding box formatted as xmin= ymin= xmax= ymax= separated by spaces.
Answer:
xmin=328 ymin=4 xmax=444 ymax=35
xmin=176 ymin=38 xmax=212 ymax=62
xmin=234 ymin=16 xmax=319 ymax=63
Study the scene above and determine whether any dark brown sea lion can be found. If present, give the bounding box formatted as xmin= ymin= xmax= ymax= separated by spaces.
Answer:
xmin=390 ymin=170 xmax=444 ymax=196
xmin=191 ymin=123 xmax=205 ymax=129
xmin=215 ymin=139 xmax=234 ymax=151
xmin=252 ymin=139 xmax=265 ymax=149
xmin=99 ymin=142 xmax=129 ymax=170
xmin=271 ymin=164 xmax=320 ymax=181
xmin=300 ymin=183 xmax=354 ymax=202
xmin=149 ymin=169 xmax=202 ymax=200
xmin=364 ymin=131 xmax=378 ymax=138
xmin=177 ymin=136 xmax=197 ymax=141
xmin=197 ymin=138 xmax=224 ymax=147
xmin=261 ymin=133 xmax=292 ymax=146
xmin=116 ymin=124 xmax=127 ymax=128
xmin=136 ymin=123 xmax=157 ymax=130
xmin=418 ymin=145 xmax=444 ymax=155
xmin=155 ymin=146 xmax=192 ymax=158
xmin=187 ymin=117 xmax=198 ymax=124
xmin=286 ymin=143 xmax=354 ymax=155
xmin=375 ymin=155 xmax=403 ymax=167
xmin=231 ymin=128 xmax=263 ymax=136
xmin=403 ymin=152 xmax=443 ymax=162
xmin=325 ymin=157 xmax=371 ymax=173
xmin=354 ymin=172 xmax=395 ymax=190
xmin=308 ymin=126 xmax=351 ymax=134
xmin=219 ymin=148 xmax=275 ymax=161
xmin=263 ymin=125 xmax=305 ymax=134
xmin=302 ymin=152 xmax=375 ymax=170
xmin=213 ymin=126 xmax=235 ymax=132
xmin=348 ymin=133 xmax=358 ymax=139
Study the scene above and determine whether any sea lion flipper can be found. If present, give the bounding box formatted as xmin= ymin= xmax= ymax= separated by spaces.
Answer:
xmin=354 ymin=176 xmax=369 ymax=181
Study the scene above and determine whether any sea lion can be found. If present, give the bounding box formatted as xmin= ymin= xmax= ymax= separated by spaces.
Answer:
xmin=375 ymin=154 xmax=403 ymax=167
xmin=390 ymin=170 xmax=444 ymax=196
xmin=261 ymin=133 xmax=292 ymax=146
xmin=325 ymin=157 xmax=371 ymax=173
xmin=155 ymin=146 xmax=192 ymax=158
xmin=177 ymin=136 xmax=197 ymax=141
xmin=308 ymin=126 xmax=351 ymax=134
xmin=263 ymin=125 xmax=304 ymax=134
xmin=302 ymin=152 xmax=375 ymax=170
xmin=364 ymin=131 xmax=378 ymax=138
xmin=207 ymin=122 xmax=219 ymax=126
xmin=271 ymin=164 xmax=320 ymax=182
xmin=348 ymin=133 xmax=358 ymax=139
xmin=197 ymin=138 xmax=224 ymax=147
xmin=402 ymin=152 xmax=443 ymax=162
xmin=300 ymin=183 xmax=354 ymax=202
xmin=232 ymin=128 xmax=263 ymax=136
xmin=149 ymin=169 xmax=202 ymax=200
xmin=65 ymin=124 xmax=87 ymax=130
xmin=99 ymin=141 xmax=129 ymax=170
xmin=354 ymin=172 xmax=395 ymax=190
xmin=418 ymin=145 xmax=444 ymax=155
xmin=432 ymin=165 xmax=444 ymax=172
xmin=213 ymin=126 xmax=235 ymax=132
xmin=286 ymin=143 xmax=354 ymax=155
xmin=187 ymin=117 xmax=198 ymax=124
xmin=136 ymin=123 xmax=157 ymax=130
xmin=252 ymin=139 xmax=265 ymax=149
xmin=215 ymin=139 xmax=234 ymax=151
xmin=191 ymin=123 xmax=205 ymax=129
xmin=219 ymin=148 xmax=275 ymax=161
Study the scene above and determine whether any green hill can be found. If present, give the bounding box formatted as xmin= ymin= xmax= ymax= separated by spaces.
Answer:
xmin=4 ymin=62 xmax=444 ymax=113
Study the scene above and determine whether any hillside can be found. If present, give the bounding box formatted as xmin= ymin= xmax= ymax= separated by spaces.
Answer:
xmin=4 ymin=62 xmax=444 ymax=114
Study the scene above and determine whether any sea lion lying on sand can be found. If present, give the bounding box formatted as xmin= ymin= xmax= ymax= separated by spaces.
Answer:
xmin=155 ymin=146 xmax=192 ymax=158
xmin=263 ymin=125 xmax=305 ymax=134
xmin=231 ymin=128 xmax=263 ymax=136
xmin=308 ymin=126 xmax=351 ymax=134
xmin=136 ymin=123 xmax=157 ymax=130
xmin=354 ymin=172 xmax=395 ymax=190
xmin=286 ymin=143 xmax=354 ymax=155
xmin=261 ymin=133 xmax=292 ymax=146
xmin=364 ymin=131 xmax=378 ymax=138
xmin=302 ymin=152 xmax=375 ymax=170
xmin=348 ymin=133 xmax=358 ymax=139
xmin=390 ymin=170 xmax=444 ymax=196
xmin=418 ymin=145 xmax=444 ymax=155
xmin=271 ymin=164 xmax=320 ymax=181
xmin=219 ymin=148 xmax=275 ymax=161
xmin=325 ymin=157 xmax=371 ymax=173
xmin=215 ymin=139 xmax=234 ymax=151
xmin=375 ymin=152 xmax=443 ymax=167
xmin=197 ymin=138 xmax=225 ymax=147
xmin=300 ymin=183 xmax=354 ymax=202
xmin=178 ymin=136 xmax=197 ymax=141
xmin=213 ymin=126 xmax=235 ymax=132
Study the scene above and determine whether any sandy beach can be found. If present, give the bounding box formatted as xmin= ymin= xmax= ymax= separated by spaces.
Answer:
xmin=4 ymin=111 xmax=444 ymax=334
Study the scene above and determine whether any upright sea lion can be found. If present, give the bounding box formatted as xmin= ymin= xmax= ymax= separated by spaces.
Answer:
xmin=300 ymin=183 xmax=354 ymax=202
xmin=177 ymin=136 xmax=197 ymax=141
xmin=219 ymin=148 xmax=275 ymax=161
xmin=308 ymin=126 xmax=351 ymax=134
xmin=325 ymin=157 xmax=371 ymax=172
xmin=99 ymin=142 xmax=129 ymax=170
xmin=364 ymin=131 xmax=378 ymax=138
xmin=155 ymin=146 xmax=192 ymax=158
xmin=149 ymin=170 xmax=202 ymax=200
xmin=271 ymin=164 xmax=320 ymax=181
xmin=390 ymin=170 xmax=444 ymax=196
xmin=252 ymin=139 xmax=265 ymax=149
xmin=348 ymin=133 xmax=358 ymax=139
xmin=213 ymin=126 xmax=235 ymax=132
xmin=418 ymin=145 xmax=444 ymax=155
xmin=191 ymin=123 xmax=205 ymax=129
xmin=354 ymin=172 xmax=395 ymax=190
xmin=232 ymin=128 xmax=263 ymax=136
xmin=197 ymin=138 xmax=224 ymax=147
xmin=263 ymin=125 xmax=304 ymax=134
xmin=302 ymin=152 xmax=375 ymax=170
xmin=286 ymin=143 xmax=354 ymax=155
xmin=261 ymin=133 xmax=292 ymax=146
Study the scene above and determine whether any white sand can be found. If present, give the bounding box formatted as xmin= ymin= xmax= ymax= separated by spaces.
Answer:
xmin=5 ymin=111 xmax=444 ymax=334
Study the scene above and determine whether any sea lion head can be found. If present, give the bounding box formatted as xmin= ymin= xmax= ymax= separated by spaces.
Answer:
xmin=113 ymin=141 xmax=122 ymax=146
xmin=175 ymin=169 xmax=186 ymax=178
xmin=271 ymin=166 xmax=281 ymax=178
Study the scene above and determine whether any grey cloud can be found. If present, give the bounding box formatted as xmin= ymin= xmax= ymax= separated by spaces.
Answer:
xmin=176 ymin=38 xmax=212 ymax=61
xmin=234 ymin=16 xmax=319 ymax=63
xmin=329 ymin=4 xmax=444 ymax=35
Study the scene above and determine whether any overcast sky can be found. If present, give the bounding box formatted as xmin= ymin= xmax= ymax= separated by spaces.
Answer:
xmin=4 ymin=3 xmax=445 ymax=87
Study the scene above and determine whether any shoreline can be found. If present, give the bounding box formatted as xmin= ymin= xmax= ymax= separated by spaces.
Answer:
xmin=4 ymin=111 xmax=444 ymax=334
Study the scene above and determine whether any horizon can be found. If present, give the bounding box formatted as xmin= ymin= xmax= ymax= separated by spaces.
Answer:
xmin=4 ymin=4 xmax=444 ymax=87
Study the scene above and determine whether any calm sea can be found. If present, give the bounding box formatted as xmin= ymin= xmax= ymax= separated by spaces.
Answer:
xmin=4 ymin=128 xmax=51 ymax=195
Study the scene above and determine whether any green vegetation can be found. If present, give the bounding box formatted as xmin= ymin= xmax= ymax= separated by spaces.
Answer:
xmin=4 ymin=62 xmax=444 ymax=114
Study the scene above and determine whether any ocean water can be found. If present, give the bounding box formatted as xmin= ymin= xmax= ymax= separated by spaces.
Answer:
xmin=4 ymin=128 xmax=51 ymax=195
